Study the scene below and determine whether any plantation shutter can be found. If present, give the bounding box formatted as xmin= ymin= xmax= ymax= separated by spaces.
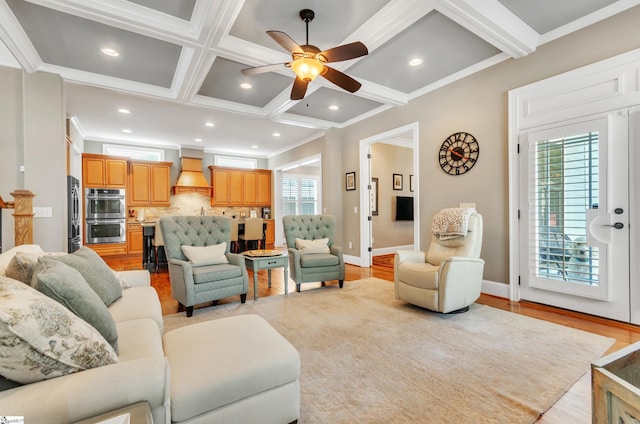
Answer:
xmin=531 ymin=131 xmax=600 ymax=285
xmin=281 ymin=175 xmax=319 ymax=216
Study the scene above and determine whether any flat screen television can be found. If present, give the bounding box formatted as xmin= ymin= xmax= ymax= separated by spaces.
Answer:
xmin=395 ymin=196 xmax=414 ymax=221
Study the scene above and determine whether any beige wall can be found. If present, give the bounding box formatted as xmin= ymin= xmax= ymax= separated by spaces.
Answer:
xmin=335 ymin=5 xmax=640 ymax=284
xmin=371 ymin=143 xmax=414 ymax=248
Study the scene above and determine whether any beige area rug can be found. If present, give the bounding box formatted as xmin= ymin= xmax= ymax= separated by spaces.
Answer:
xmin=163 ymin=278 xmax=614 ymax=423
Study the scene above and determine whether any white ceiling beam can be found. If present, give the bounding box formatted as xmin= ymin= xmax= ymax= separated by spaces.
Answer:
xmin=348 ymin=0 xmax=436 ymax=52
xmin=42 ymin=63 xmax=175 ymax=99
xmin=0 ymin=1 xmax=41 ymax=72
xmin=436 ymin=0 xmax=540 ymax=58
xmin=176 ymin=1 xmax=245 ymax=103
xmin=190 ymin=94 xmax=267 ymax=118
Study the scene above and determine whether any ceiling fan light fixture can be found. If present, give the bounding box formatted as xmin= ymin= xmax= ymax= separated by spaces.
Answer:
xmin=291 ymin=57 xmax=323 ymax=82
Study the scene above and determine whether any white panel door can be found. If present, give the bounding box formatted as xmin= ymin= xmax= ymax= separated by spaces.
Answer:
xmin=518 ymin=114 xmax=630 ymax=322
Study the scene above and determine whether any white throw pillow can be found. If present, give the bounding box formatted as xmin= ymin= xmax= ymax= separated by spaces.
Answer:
xmin=181 ymin=243 xmax=229 ymax=266
xmin=0 ymin=244 xmax=43 ymax=276
xmin=295 ymin=238 xmax=330 ymax=254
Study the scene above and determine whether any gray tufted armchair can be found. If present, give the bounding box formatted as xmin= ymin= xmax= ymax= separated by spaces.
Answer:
xmin=160 ymin=216 xmax=249 ymax=317
xmin=282 ymin=214 xmax=345 ymax=292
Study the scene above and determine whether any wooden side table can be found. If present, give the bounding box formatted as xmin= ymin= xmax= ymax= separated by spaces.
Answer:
xmin=243 ymin=252 xmax=288 ymax=300
xmin=74 ymin=401 xmax=153 ymax=424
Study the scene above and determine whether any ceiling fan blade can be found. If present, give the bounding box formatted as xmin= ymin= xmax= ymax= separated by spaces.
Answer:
xmin=241 ymin=63 xmax=287 ymax=76
xmin=321 ymin=66 xmax=362 ymax=93
xmin=290 ymin=77 xmax=308 ymax=100
xmin=319 ymin=42 xmax=368 ymax=63
xmin=267 ymin=30 xmax=304 ymax=54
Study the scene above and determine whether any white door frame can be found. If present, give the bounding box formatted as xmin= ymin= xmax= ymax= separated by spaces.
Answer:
xmin=358 ymin=122 xmax=420 ymax=267
xmin=508 ymin=48 xmax=640 ymax=322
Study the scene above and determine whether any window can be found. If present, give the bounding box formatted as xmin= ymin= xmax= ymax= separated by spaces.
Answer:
xmin=532 ymin=131 xmax=599 ymax=285
xmin=214 ymin=155 xmax=257 ymax=169
xmin=282 ymin=175 xmax=319 ymax=215
xmin=103 ymin=144 xmax=164 ymax=161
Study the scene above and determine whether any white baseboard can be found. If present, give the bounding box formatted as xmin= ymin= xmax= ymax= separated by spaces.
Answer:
xmin=481 ymin=280 xmax=509 ymax=299
xmin=372 ymin=246 xmax=413 ymax=255
xmin=344 ymin=254 xmax=362 ymax=266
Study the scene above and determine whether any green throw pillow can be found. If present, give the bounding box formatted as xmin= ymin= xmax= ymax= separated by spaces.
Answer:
xmin=0 ymin=276 xmax=118 ymax=384
xmin=32 ymin=257 xmax=119 ymax=353
xmin=50 ymin=246 xmax=122 ymax=306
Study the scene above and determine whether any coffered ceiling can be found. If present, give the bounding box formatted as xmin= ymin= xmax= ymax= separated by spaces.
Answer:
xmin=0 ymin=0 xmax=634 ymax=156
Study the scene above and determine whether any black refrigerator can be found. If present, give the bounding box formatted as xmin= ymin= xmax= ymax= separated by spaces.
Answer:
xmin=67 ymin=176 xmax=81 ymax=252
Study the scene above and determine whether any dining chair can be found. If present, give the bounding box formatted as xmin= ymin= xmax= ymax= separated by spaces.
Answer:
xmin=239 ymin=217 xmax=264 ymax=251
xmin=229 ymin=219 xmax=239 ymax=253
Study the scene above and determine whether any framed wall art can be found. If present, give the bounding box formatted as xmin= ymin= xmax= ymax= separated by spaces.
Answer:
xmin=393 ymin=173 xmax=403 ymax=190
xmin=346 ymin=172 xmax=356 ymax=191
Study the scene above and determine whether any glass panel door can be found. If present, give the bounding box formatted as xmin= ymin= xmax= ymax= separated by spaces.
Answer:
xmin=519 ymin=115 xmax=630 ymax=322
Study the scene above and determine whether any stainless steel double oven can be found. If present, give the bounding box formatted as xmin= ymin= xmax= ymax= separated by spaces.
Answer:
xmin=85 ymin=188 xmax=126 ymax=244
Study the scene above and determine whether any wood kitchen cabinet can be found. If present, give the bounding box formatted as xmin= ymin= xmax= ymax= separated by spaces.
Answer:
xmin=265 ymin=219 xmax=275 ymax=247
xmin=82 ymin=153 xmax=128 ymax=188
xmin=127 ymin=223 xmax=143 ymax=254
xmin=209 ymin=166 xmax=271 ymax=207
xmin=128 ymin=160 xmax=172 ymax=207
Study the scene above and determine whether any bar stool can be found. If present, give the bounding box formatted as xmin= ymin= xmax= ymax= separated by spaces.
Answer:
xmin=229 ymin=219 xmax=239 ymax=253
xmin=239 ymin=217 xmax=264 ymax=251
xmin=154 ymin=221 xmax=167 ymax=272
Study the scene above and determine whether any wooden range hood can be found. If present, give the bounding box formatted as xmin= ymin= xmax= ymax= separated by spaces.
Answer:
xmin=172 ymin=157 xmax=211 ymax=195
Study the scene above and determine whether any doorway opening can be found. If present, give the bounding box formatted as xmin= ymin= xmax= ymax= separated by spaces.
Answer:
xmin=273 ymin=154 xmax=322 ymax=247
xmin=359 ymin=122 xmax=420 ymax=267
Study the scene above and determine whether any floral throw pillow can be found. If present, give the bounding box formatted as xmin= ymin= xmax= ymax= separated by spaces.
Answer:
xmin=0 ymin=276 xmax=119 ymax=384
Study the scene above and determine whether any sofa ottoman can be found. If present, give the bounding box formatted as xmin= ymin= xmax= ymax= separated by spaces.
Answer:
xmin=163 ymin=314 xmax=300 ymax=424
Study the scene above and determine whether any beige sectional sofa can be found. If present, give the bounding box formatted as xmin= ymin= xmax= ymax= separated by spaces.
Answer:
xmin=0 ymin=244 xmax=170 ymax=423
xmin=0 ymin=244 xmax=300 ymax=424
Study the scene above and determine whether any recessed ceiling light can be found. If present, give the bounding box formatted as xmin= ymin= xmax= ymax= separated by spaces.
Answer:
xmin=273 ymin=132 xmax=281 ymax=137
xmin=118 ymin=108 xmax=130 ymax=114
xmin=240 ymin=83 xmax=252 ymax=89
xmin=409 ymin=58 xmax=423 ymax=67
xmin=195 ymin=138 xmax=203 ymax=142
xmin=251 ymin=145 xmax=259 ymax=149
xmin=122 ymin=129 xmax=132 ymax=133
xmin=328 ymin=105 xmax=339 ymax=111
xmin=205 ymin=122 xmax=215 ymax=127
xmin=101 ymin=48 xmax=119 ymax=57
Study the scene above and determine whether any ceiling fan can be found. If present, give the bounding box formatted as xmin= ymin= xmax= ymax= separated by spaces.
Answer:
xmin=241 ymin=9 xmax=368 ymax=100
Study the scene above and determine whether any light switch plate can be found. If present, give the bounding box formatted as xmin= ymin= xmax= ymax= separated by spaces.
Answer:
xmin=33 ymin=207 xmax=53 ymax=218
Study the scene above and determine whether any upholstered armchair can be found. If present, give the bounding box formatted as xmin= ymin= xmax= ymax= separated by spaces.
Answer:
xmin=394 ymin=210 xmax=484 ymax=313
xmin=282 ymin=214 xmax=345 ymax=292
xmin=160 ymin=216 xmax=249 ymax=317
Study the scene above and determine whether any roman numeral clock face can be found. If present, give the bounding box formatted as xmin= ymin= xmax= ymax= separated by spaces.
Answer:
xmin=438 ymin=132 xmax=479 ymax=175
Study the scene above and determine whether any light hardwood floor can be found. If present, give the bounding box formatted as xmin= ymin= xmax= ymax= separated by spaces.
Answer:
xmin=107 ymin=255 xmax=640 ymax=423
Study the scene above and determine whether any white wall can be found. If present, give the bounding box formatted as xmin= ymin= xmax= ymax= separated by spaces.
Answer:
xmin=0 ymin=68 xmax=66 ymax=252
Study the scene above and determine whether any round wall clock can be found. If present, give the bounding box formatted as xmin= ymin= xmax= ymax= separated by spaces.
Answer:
xmin=438 ymin=132 xmax=479 ymax=175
